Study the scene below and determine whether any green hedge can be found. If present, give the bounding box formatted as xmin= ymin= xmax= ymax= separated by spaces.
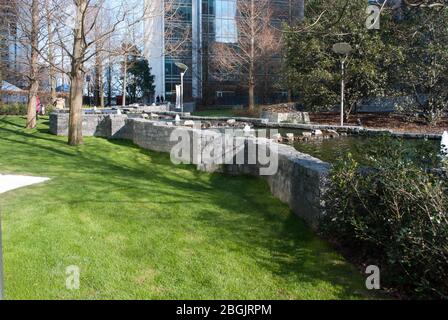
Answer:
xmin=322 ymin=137 xmax=448 ymax=299
xmin=0 ymin=103 xmax=55 ymax=115
xmin=0 ymin=103 xmax=28 ymax=115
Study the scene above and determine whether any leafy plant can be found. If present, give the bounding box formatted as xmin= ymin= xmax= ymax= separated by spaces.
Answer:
xmin=283 ymin=0 xmax=396 ymax=119
xmin=126 ymin=57 xmax=155 ymax=104
xmin=390 ymin=6 xmax=448 ymax=124
xmin=322 ymin=139 xmax=448 ymax=298
xmin=0 ymin=103 xmax=28 ymax=115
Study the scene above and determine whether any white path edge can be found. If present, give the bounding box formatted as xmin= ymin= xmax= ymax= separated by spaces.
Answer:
xmin=0 ymin=175 xmax=50 ymax=194
xmin=0 ymin=174 xmax=49 ymax=300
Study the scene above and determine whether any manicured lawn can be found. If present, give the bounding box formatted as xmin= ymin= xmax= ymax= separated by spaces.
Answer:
xmin=0 ymin=116 xmax=370 ymax=299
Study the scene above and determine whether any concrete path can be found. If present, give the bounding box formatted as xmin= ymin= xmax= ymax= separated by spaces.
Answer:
xmin=0 ymin=175 xmax=49 ymax=194
xmin=0 ymin=174 xmax=49 ymax=300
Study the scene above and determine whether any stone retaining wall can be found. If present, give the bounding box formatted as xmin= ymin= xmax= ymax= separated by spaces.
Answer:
xmin=49 ymin=112 xmax=329 ymax=227
xmin=49 ymin=113 xmax=133 ymax=139
xmin=131 ymin=119 xmax=329 ymax=227
xmin=260 ymin=111 xmax=311 ymax=124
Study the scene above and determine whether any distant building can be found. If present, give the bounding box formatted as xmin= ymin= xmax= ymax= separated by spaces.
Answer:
xmin=144 ymin=0 xmax=304 ymax=106
xmin=0 ymin=0 xmax=26 ymax=88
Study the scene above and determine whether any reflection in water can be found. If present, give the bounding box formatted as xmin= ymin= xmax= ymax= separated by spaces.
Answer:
xmin=234 ymin=126 xmax=440 ymax=166
xmin=293 ymin=135 xmax=440 ymax=166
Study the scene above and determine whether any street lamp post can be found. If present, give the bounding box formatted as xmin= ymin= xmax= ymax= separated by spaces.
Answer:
xmin=175 ymin=62 xmax=189 ymax=114
xmin=180 ymin=72 xmax=184 ymax=113
xmin=332 ymin=42 xmax=352 ymax=127
xmin=340 ymin=58 xmax=346 ymax=127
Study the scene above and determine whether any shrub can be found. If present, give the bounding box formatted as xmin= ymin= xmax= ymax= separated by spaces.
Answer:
xmin=0 ymin=103 xmax=55 ymax=116
xmin=44 ymin=104 xmax=55 ymax=115
xmin=322 ymin=139 xmax=448 ymax=299
xmin=0 ymin=103 xmax=28 ymax=115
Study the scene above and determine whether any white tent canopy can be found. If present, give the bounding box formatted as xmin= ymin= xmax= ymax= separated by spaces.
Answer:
xmin=1 ymin=81 xmax=27 ymax=104
xmin=1 ymin=81 xmax=24 ymax=92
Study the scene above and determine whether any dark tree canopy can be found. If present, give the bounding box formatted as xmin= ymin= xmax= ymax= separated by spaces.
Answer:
xmin=283 ymin=0 xmax=448 ymax=123
xmin=126 ymin=57 xmax=155 ymax=104
xmin=283 ymin=0 xmax=394 ymax=118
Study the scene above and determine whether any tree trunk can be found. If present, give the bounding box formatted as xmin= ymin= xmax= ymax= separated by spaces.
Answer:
xmin=107 ymin=63 xmax=112 ymax=106
xmin=0 ymin=59 xmax=3 ymax=105
xmin=248 ymin=0 xmax=255 ymax=111
xmin=27 ymin=81 xmax=38 ymax=129
xmin=94 ymin=54 xmax=104 ymax=107
xmin=201 ymin=40 xmax=210 ymax=107
xmin=49 ymin=68 xmax=57 ymax=103
xmin=287 ymin=89 xmax=292 ymax=103
xmin=46 ymin=0 xmax=56 ymax=104
xmin=99 ymin=64 xmax=104 ymax=108
xmin=248 ymin=80 xmax=255 ymax=110
xmin=122 ymin=54 xmax=127 ymax=107
xmin=68 ymin=0 xmax=86 ymax=146
xmin=26 ymin=0 xmax=39 ymax=129
xmin=68 ymin=70 xmax=84 ymax=145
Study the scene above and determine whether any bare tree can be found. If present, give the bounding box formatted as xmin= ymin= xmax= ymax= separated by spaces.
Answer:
xmin=47 ymin=0 xmax=149 ymax=145
xmin=118 ymin=42 xmax=138 ymax=107
xmin=1 ymin=0 xmax=21 ymax=103
xmin=91 ymin=9 xmax=109 ymax=108
xmin=45 ymin=0 xmax=57 ymax=104
xmin=143 ymin=0 xmax=191 ymax=103
xmin=0 ymin=1 xmax=7 ymax=99
xmin=23 ymin=0 xmax=41 ymax=129
xmin=11 ymin=0 xmax=56 ymax=128
xmin=93 ymin=45 xmax=105 ymax=107
xmin=213 ymin=0 xmax=279 ymax=110
xmin=11 ymin=0 xmax=43 ymax=129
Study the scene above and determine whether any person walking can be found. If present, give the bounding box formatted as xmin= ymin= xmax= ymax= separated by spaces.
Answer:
xmin=36 ymin=96 xmax=42 ymax=121
xmin=156 ymin=95 xmax=160 ymax=104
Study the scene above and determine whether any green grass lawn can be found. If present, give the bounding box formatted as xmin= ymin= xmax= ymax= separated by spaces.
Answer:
xmin=0 ymin=116 xmax=371 ymax=300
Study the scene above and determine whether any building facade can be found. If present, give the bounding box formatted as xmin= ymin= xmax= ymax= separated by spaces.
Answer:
xmin=144 ymin=0 xmax=304 ymax=105
xmin=0 ymin=0 xmax=27 ymax=88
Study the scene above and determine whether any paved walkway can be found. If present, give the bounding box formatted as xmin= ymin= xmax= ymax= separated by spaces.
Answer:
xmin=0 ymin=175 xmax=49 ymax=194
xmin=0 ymin=174 xmax=49 ymax=299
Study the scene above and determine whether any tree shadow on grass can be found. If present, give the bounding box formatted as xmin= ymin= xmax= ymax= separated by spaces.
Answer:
xmin=0 ymin=135 xmax=74 ymax=158
xmin=1 ymin=122 xmax=371 ymax=299
xmin=0 ymin=121 xmax=68 ymax=147
xmin=0 ymin=116 xmax=24 ymax=128
xmin=63 ymin=139 xmax=372 ymax=299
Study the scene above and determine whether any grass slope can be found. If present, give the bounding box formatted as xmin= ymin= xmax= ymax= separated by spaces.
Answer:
xmin=192 ymin=109 xmax=246 ymax=117
xmin=0 ymin=116 xmax=369 ymax=299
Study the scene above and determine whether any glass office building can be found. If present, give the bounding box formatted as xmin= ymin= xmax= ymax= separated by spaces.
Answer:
xmin=144 ymin=0 xmax=304 ymax=104
xmin=0 ymin=0 xmax=25 ymax=87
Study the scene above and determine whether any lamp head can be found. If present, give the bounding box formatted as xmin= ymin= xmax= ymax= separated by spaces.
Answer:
xmin=332 ymin=42 xmax=353 ymax=55
xmin=175 ymin=62 xmax=189 ymax=72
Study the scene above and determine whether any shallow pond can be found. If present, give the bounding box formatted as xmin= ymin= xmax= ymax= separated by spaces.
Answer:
xmin=267 ymin=128 xmax=442 ymax=166
xmin=292 ymin=134 xmax=441 ymax=166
